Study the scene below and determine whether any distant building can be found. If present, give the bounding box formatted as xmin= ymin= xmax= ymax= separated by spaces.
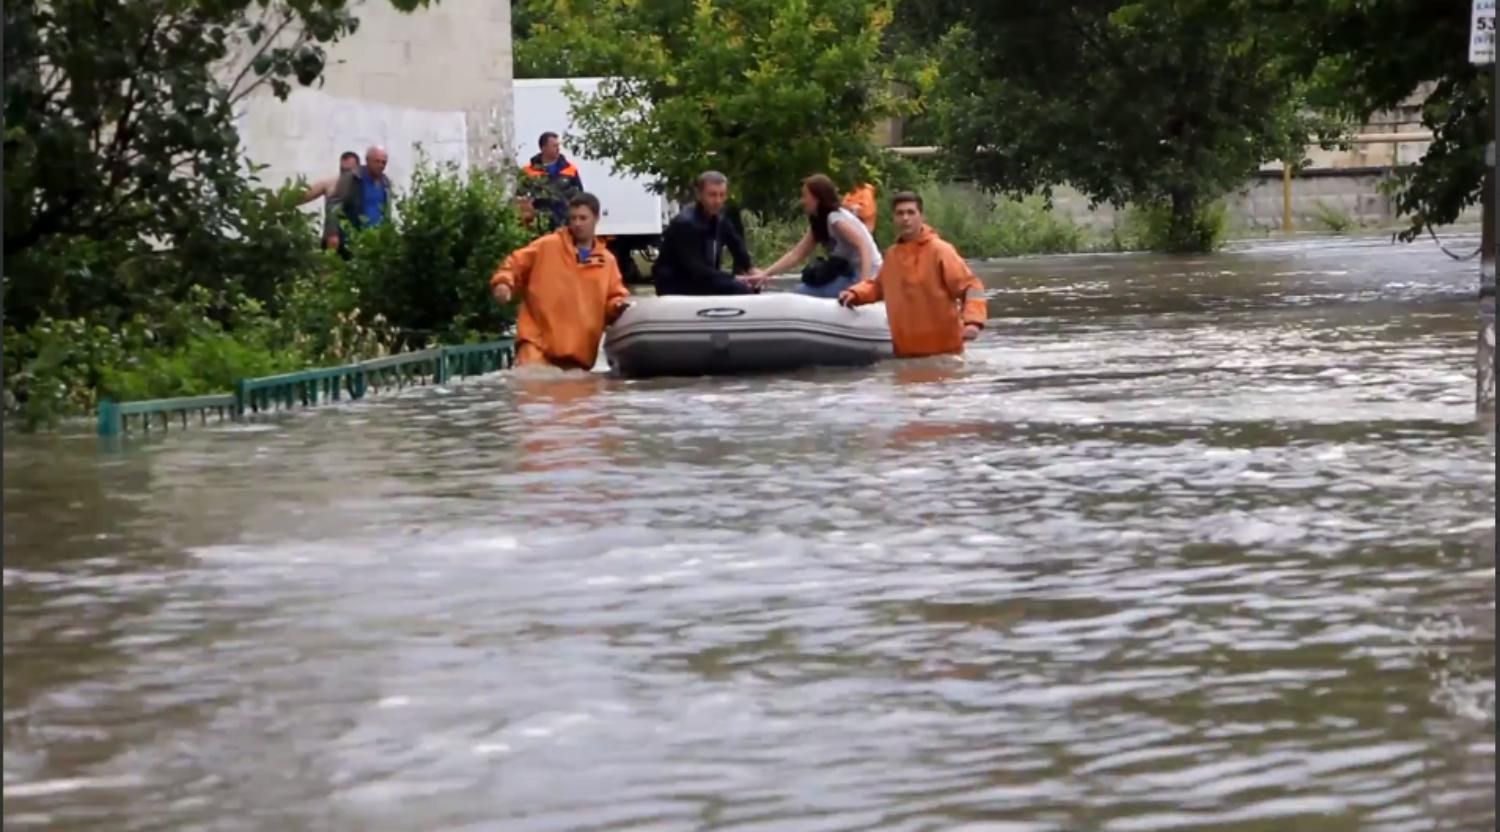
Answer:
xmin=1290 ymin=84 xmax=1436 ymax=172
xmin=231 ymin=0 xmax=514 ymax=201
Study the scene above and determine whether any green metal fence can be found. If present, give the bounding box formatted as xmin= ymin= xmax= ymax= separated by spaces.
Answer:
xmin=97 ymin=339 xmax=515 ymax=438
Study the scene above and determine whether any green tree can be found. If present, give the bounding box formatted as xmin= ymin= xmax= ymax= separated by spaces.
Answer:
xmin=2 ymin=0 xmax=428 ymax=266
xmin=337 ymin=158 xmax=531 ymax=348
xmin=1286 ymin=0 xmax=1489 ymax=241
xmin=514 ymin=0 xmax=694 ymax=79
xmin=521 ymin=0 xmax=904 ymax=216
xmin=928 ymin=0 xmax=1334 ymax=252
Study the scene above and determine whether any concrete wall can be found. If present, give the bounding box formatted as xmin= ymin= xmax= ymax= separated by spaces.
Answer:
xmin=1227 ymin=171 xmax=1467 ymax=232
xmin=1045 ymin=170 xmax=1483 ymax=234
xmin=232 ymin=0 xmax=512 ymax=203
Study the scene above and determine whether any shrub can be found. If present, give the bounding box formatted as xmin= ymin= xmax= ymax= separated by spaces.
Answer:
xmin=4 ymin=160 xmax=543 ymax=431
xmin=4 ymin=317 xmax=134 ymax=430
xmin=1309 ymin=200 xmax=1358 ymax=234
xmin=742 ymin=211 xmax=813 ymax=266
xmin=273 ymin=267 xmax=399 ymax=365
xmin=909 ymin=185 xmax=1084 ymax=258
xmin=88 ymin=287 xmax=306 ymax=405
xmin=99 ymin=330 xmax=304 ymax=404
xmin=4 ymin=156 xmax=539 ymax=431
xmin=3 ymin=288 xmax=305 ymax=430
xmin=1116 ymin=199 xmax=1229 ymax=253
xmin=336 ymin=156 xmax=535 ymax=347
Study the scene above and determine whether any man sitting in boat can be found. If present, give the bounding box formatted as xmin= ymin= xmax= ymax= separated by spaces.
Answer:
xmin=489 ymin=192 xmax=631 ymax=370
xmin=838 ymin=191 xmax=987 ymax=357
xmin=652 ymin=171 xmax=767 ymax=296
xmin=759 ymin=174 xmax=883 ymax=300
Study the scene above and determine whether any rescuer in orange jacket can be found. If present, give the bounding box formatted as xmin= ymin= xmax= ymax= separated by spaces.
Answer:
xmin=838 ymin=191 xmax=987 ymax=358
xmin=490 ymin=193 xmax=631 ymax=371
xmin=843 ymin=182 xmax=878 ymax=234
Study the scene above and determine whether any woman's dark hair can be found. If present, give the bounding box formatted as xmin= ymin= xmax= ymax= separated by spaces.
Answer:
xmin=802 ymin=174 xmax=842 ymax=244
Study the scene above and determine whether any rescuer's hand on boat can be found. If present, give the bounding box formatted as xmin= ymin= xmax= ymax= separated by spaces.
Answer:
xmin=837 ymin=288 xmax=857 ymax=308
xmin=963 ymin=324 xmax=981 ymax=341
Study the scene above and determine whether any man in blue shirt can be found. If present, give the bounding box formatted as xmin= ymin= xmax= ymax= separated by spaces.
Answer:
xmin=324 ymin=145 xmax=393 ymax=254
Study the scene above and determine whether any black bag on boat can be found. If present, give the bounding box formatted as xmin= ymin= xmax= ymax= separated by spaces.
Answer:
xmin=800 ymin=255 xmax=853 ymax=288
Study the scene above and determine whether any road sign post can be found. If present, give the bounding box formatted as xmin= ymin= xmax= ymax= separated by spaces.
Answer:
xmin=1472 ymin=0 xmax=1496 ymax=414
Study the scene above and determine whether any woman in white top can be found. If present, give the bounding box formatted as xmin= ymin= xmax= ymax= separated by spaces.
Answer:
xmin=758 ymin=174 xmax=883 ymax=299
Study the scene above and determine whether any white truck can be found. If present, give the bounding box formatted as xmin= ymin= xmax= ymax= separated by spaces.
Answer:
xmin=511 ymin=78 xmax=676 ymax=284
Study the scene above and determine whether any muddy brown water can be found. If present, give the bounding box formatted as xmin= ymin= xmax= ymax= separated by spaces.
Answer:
xmin=4 ymin=237 xmax=1494 ymax=831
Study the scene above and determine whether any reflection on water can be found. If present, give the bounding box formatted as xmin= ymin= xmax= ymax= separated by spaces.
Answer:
xmin=4 ymin=237 xmax=1494 ymax=831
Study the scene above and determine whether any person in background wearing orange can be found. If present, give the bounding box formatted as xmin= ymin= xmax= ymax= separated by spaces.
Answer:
xmin=838 ymin=191 xmax=987 ymax=358
xmin=490 ymin=192 xmax=631 ymax=371
xmin=843 ymin=182 xmax=878 ymax=234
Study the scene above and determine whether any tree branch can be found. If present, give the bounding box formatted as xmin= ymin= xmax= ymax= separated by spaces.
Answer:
xmin=224 ymin=8 xmax=300 ymax=106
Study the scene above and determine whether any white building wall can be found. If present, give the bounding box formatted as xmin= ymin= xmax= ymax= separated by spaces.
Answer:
xmin=233 ymin=0 xmax=513 ymax=203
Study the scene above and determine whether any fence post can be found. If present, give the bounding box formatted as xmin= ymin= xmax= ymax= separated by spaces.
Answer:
xmin=97 ymin=399 xmax=121 ymax=438
xmin=234 ymin=379 xmax=251 ymax=421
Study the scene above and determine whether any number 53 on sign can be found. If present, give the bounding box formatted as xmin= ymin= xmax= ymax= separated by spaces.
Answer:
xmin=1473 ymin=0 xmax=1496 ymax=64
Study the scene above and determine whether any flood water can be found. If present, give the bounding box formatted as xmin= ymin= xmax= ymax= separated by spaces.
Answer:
xmin=5 ymin=237 xmax=1495 ymax=831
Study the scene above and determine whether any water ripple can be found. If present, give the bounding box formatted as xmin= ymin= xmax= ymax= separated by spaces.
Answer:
xmin=3 ymin=238 xmax=1493 ymax=831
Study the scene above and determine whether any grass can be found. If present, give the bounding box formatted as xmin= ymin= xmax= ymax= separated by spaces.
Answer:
xmin=1308 ymin=200 xmax=1359 ymax=234
xmin=740 ymin=183 xmax=1097 ymax=266
xmin=655 ymin=182 xmax=1352 ymax=276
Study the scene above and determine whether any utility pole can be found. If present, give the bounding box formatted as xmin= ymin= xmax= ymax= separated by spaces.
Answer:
xmin=1484 ymin=141 xmax=1496 ymax=415
xmin=1471 ymin=0 xmax=1496 ymax=414
xmin=1282 ymin=163 xmax=1294 ymax=234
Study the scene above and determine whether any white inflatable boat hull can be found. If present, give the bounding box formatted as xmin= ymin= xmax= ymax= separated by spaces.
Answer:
xmin=605 ymin=294 xmax=894 ymax=378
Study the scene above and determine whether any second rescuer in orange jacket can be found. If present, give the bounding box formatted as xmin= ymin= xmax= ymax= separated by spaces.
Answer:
xmin=838 ymin=191 xmax=987 ymax=358
xmin=490 ymin=193 xmax=630 ymax=370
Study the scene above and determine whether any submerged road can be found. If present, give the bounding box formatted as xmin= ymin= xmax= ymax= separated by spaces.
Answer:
xmin=4 ymin=236 xmax=1494 ymax=831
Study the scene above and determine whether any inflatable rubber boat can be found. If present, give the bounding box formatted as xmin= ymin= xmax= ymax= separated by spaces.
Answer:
xmin=605 ymin=293 xmax=893 ymax=378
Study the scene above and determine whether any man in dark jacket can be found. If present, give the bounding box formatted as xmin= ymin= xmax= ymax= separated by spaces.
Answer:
xmin=324 ymin=145 xmax=393 ymax=256
xmin=523 ymin=131 xmax=585 ymax=229
xmin=653 ymin=171 xmax=766 ymax=296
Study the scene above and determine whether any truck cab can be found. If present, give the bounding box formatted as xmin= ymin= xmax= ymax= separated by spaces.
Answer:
xmin=511 ymin=78 xmax=675 ymax=285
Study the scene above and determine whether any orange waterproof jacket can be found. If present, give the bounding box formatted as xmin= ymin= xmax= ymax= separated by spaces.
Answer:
xmin=846 ymin=225 xmax=987 ymax=358
xmin=490 ymin=229 xmax=629 ymax=369
xmin=843 ymin=183 xmax=878 ymax=233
